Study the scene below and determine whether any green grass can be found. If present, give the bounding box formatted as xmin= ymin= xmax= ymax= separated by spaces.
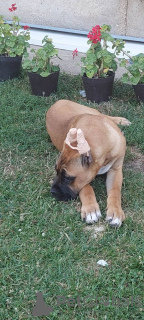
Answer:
xmin=1 ymin=73 xmax=144 ymax=320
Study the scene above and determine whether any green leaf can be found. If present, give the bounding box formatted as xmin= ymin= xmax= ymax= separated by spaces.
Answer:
xmin=40 ymin=71 xmax=50 ymax=77
xmin=140 ymin=76 xmax=144 ymax=84
xmin=9 ymin=53 xmax=16 ymax=57
xmin=49 ymin=49 xmax=58 ymax=57
xmin=3 ymin=24 xmax=11 ymax=31
xmin=97 ymin=51 xmax=103 ymax=59
xmin=121 ymin=73 xmax=130 ymax=84
xmin=104 ymin=55 xmax=112 ymax=65
xmin=32 ymin=67 xmax=39 ymax=73
xmin=5 ymin=40 xmax=15 ymax=47
xmin=15 ymin=48 xmax=23 ymax=55
xmin=130 ymin=76 xmax=141 ymax=85
xmin=51 ymin=65 xmax=59 ymax=72
xmin=23 ymin=52 xmax=29 ymax=58
xmin=120 ymin=59 xmax=127 ymax=67
xmin=22 ymin=59 xmax=31 ymax=70
xmin=101 ymin=24 xmax=111 ymax=32
xmin=86 ymin=52 xmax=96 ymax=60
xmin=87 ymin=39 xmax=92 ymax=45
xmin=86 ymin=70 xmax=95 ymax=78
xmin=30 ymin=49 xmax=36 ymax=53
xmin=101 ymin=32 xmax=114 ymax=43
xmin=111 ymin=60 xmax=117 ymax=72
xmin=85 ymin=64 xmax=94 ymax=70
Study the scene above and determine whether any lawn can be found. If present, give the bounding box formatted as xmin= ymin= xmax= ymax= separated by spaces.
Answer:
xmin=1 ymin=72 xmax=144 ymax=320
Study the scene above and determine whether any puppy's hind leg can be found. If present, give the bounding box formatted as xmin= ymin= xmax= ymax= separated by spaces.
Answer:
xmin=107 ymin=116 xmax=131 ymax=126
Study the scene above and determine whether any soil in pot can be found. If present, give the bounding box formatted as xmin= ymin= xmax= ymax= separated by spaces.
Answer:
xmin=28 ymin=71 xmax=59 ymax=97
xmin=133 ymin=83 xmax=144 ymax=102
xmin=0 ymin=56 xmax=22 ymax=81
xmin=82 ymin=72 xmax=115 ymax=103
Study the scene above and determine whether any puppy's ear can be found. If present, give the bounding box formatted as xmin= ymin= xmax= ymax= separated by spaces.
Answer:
xmin=81 ymin=151 xmax=92 ymax=166
xmin=65 ymin=128 xmax=77 ymax=148
xmin=65 ymin=128 xmax=92 ymax=166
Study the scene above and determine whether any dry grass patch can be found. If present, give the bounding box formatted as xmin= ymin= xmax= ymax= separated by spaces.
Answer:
xmin=124 ymin=146 xmax=144 ymax=173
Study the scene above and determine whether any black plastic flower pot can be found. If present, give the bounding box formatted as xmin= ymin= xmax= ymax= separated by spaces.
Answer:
xmin=132 ymin=83 xmax=144 ymax=102
xmin=0 ymin=55 xmax=22 ymax=81
xmin=82 ymin=72 xmax=115 ymax=103
xmin=28 ymin=71 xmax=59 ymax=97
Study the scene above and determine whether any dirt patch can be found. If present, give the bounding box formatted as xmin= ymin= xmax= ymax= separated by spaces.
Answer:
xmin=84 ymin=223 xmax=106 ymax=240
xmin=124 ymin=146 xmax=144 ymax=173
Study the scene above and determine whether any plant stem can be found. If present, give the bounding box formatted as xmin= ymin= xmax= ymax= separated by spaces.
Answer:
xmin=121 ymin=49 xmax=133 ymax=61
xmin=43 ymin=57 xmax=49 ymax=71
xmin=103 ymin=39 xmax=107 ymax=50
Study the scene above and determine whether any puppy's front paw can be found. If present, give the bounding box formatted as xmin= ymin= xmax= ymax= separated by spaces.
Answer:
xmin=106 ymin=207 xmax=125 ymax=227
xmin=81 ymin=204 xmax=102 ymax=224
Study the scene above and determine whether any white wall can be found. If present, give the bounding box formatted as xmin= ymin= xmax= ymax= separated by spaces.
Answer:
xmin=2 ymin=0 xmax=144 ymax=38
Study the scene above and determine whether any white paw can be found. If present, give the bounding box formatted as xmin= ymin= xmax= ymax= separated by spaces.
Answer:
xmin=86 ymin=210 xmax=102 ymax=224
xmin=120 ymin=118 xmax=131 ymax=126
xmin=106 ymin=217 xmax=122 ymax=227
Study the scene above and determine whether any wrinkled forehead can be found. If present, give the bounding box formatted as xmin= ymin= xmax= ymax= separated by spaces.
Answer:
xmin=55 ymin=152 xmax=81 ymax=173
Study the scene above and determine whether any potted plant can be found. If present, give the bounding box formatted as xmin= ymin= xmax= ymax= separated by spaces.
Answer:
xmin=73 ymin=24 xmax=125 ymax=103
xmin=22 ymin=36 xmax=60 ymax=97
xmin=0 ymin=3 xmax=30 ymax=81
xmin=120 ymin=53 xmax=144 ymax=102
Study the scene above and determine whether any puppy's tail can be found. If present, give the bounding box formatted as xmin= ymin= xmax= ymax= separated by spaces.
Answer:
xmin=107 ymin=116 xmax=131 ymax=126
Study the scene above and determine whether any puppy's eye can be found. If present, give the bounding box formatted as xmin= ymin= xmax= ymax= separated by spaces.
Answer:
xmin=61 ymin=169 xmax=75 ymax=182
xmin=65 ymin=176 xmax=72 ymax=181
xmin=64 ymin=175 xmax=75 ymax=182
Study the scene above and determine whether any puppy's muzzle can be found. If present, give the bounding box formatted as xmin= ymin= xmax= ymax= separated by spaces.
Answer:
xmin=51 ymin=182 xmax=78 ymax=202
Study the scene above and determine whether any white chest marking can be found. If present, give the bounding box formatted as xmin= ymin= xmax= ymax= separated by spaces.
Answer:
xmin=97 ymin=162 xmax=112 ymax=175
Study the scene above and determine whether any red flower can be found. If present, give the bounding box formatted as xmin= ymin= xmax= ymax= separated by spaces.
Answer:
xmin=72 ymin=48 xmax=78 ymax=59
xmin=88 ymin=25 xmax=101 ymax=44
xmin=9 ymin=3 xmax=17 ymax=12
xmin=12 ymin=3 xmax=17 ymax=8
xmin=23 ymin=25 xmax=30 ymax=30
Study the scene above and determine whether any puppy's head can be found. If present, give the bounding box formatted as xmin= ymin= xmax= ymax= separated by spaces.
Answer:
xmin=51 ymin=128 xmax=93 ymax=201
